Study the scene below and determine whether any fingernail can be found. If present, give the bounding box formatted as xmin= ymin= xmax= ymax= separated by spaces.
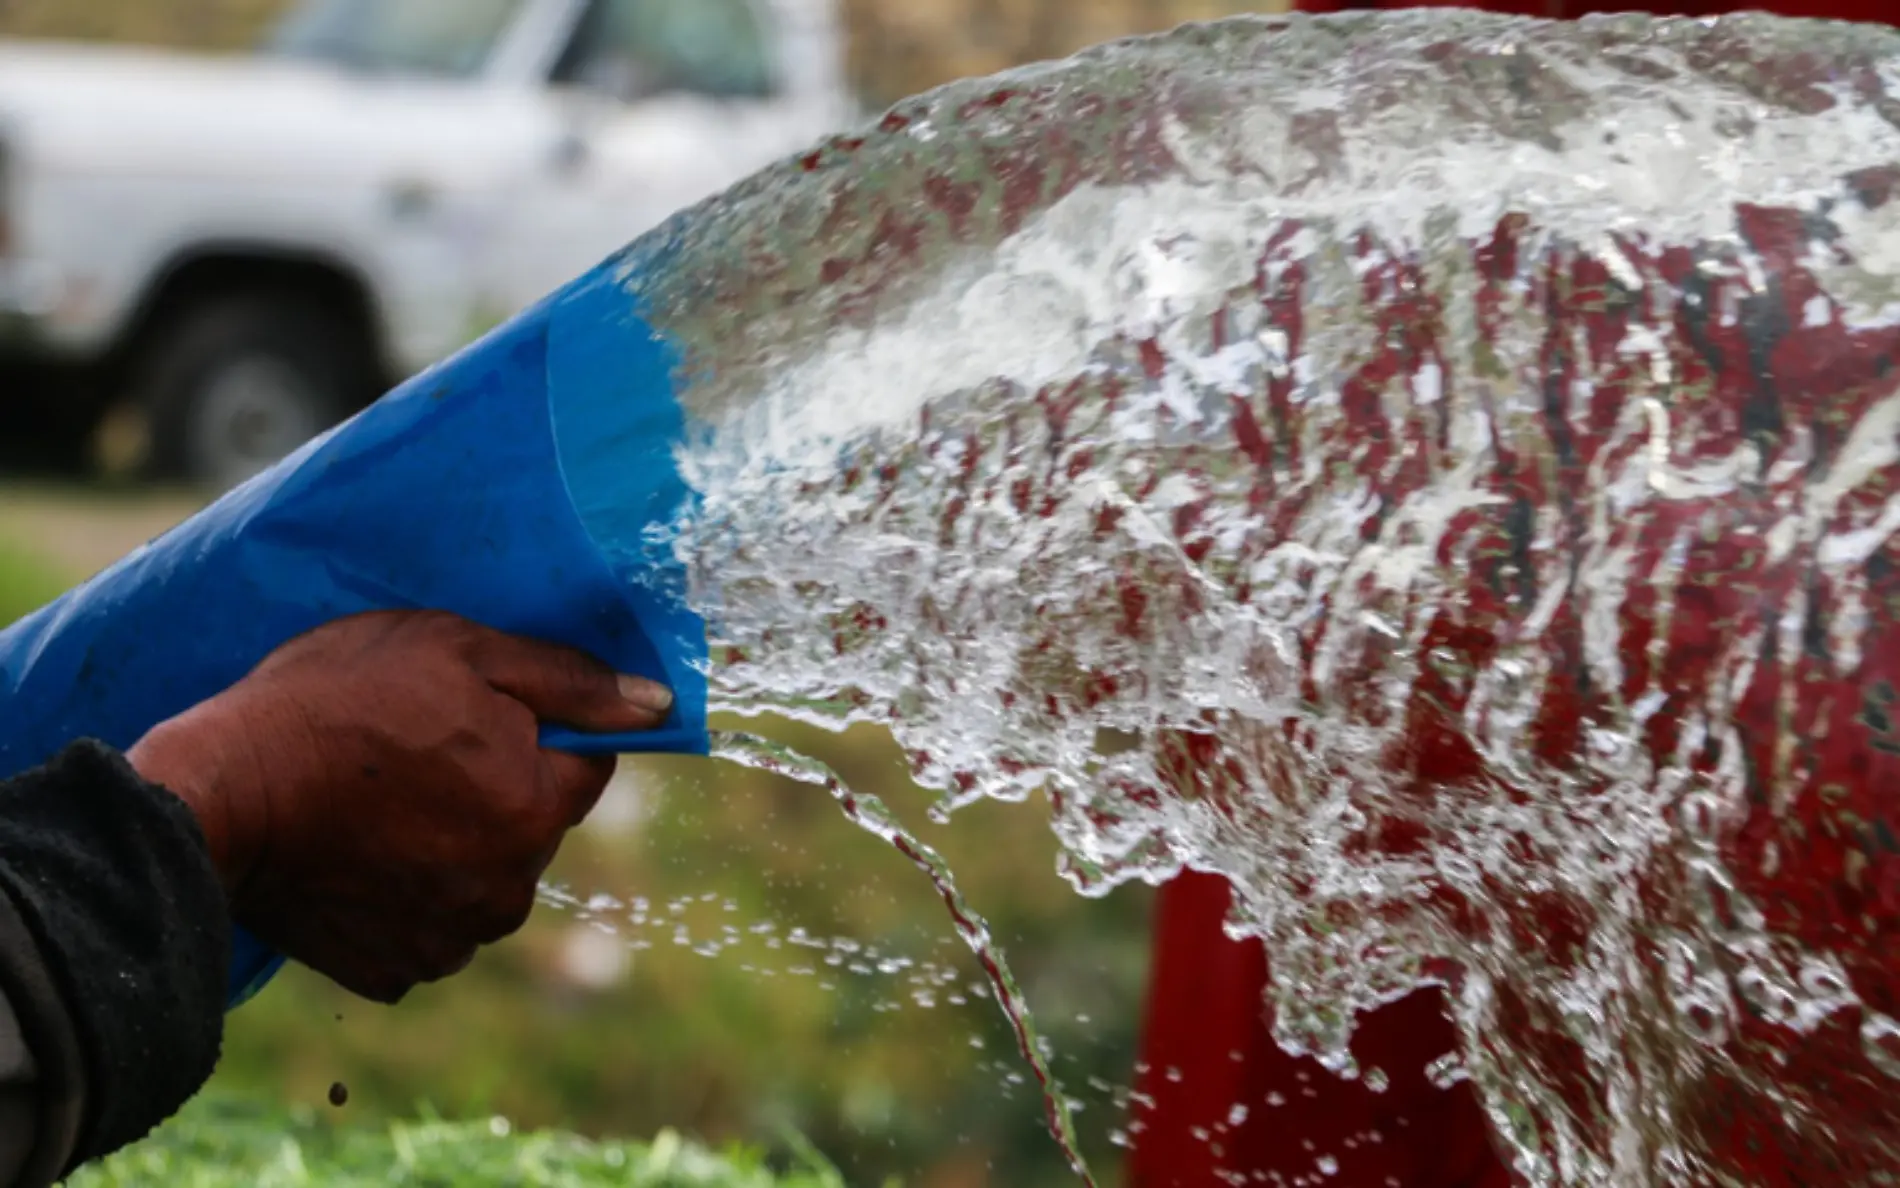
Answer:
xmin=617 ymin=674 xmax=674 ymax=714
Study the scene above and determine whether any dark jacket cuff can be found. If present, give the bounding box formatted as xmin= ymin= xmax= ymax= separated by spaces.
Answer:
xmin=0 ymin=740 xmax=229 ymax=1174
xmin=0 ymin=878 xmax=82 ymax=1186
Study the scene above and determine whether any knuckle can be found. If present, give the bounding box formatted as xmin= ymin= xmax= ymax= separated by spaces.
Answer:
xmin=440 ymin=618 xmax=489 ymax=658
xmin=351 ymin=969 xmax=411 ymax=1005
xmin=493 ymin=697 xmax=541 ymax=746
xmin=563 ymin=756 xmax=616 ymax=801
xmin=483 ymin=883 xmax=539 ymax=941
xmin=535 ymin=758 xmax=613 ymax=831
xmin=407 ymin=609 xmax=477 ymax=655
xmin=438 ymin=871 xmax=496 ymax=918
xmin=419 ymin=939 xmax=479 ymax=984
xmin=492 ymin=797 xmax=563 ymax=860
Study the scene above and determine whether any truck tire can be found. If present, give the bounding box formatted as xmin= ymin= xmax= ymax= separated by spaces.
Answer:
xmin=137 ymin=296 xmax=373 ymax=490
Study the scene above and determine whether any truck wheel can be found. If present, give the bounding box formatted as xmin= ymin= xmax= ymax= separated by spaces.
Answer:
xmin=138 ymin=297 xmax=373 ymax=490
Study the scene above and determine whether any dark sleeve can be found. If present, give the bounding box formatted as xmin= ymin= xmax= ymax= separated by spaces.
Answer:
xmin=0 ymin=740 xmax=230 ymax=1182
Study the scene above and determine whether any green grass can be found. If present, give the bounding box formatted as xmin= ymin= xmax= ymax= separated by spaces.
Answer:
xmin=70 ymin=1094 xmax=849 ymax=1188
xmin=0 ymin=508 xmax=1151 ymax=1183
xmin=0 ymin=536 xmax=70 ymax=626
xmin=3 ymin=529 xmax=871 ymax=1186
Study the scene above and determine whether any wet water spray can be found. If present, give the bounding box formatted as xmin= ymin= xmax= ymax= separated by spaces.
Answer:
xmin=710 ymin=731 xmax=1098 ymax=1184
xmin=600 ymin=10 xmax=1900 ymax=1183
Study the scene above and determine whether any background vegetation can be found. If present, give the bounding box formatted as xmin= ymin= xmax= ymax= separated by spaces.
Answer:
xmin=0 ymin=513 xmax=1156 ymax=1187
xmin=0 ymin=0 xmax=1290 ymax=106
xmin=70 ymin=1091 xmax=854 ymax=1188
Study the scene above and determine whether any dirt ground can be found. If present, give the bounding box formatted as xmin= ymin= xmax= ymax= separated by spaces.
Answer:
xmin=0 ymin=484 xmax=207 ymax=580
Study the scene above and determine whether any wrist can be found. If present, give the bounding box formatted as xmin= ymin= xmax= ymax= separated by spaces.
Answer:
xmin=127 ymin=697 xmax=268 ymax=898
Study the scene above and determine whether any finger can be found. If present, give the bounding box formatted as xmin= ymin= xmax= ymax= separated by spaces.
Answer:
xmin=454 ymin=878 xmax=543 ymax=948
xmin=466 ymin=629 xmax=674 ymax=732
xmin=480 ymin=698 xmax=598 ymax=839
xmin=537 ymin=750 xmax=617 ymax=830
xmin=521 ymin=837 xmax=566 ymax=886
xmin=297 ymin=931 xmax=417 ymax=1006
xmin=479 ymin=882 xmax=541 ymax=943
xmin=415 ymin=937 xmax=480 ymax=985
xmin=349 ymin=975 xmax=413 ymax=1007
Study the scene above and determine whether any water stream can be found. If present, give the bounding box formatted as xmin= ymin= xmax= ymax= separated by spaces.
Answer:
xmin=587 ymin=10 xmax=1900 ymax=1183
xmin=709 ymin=731 xmax=1097 ymax=1185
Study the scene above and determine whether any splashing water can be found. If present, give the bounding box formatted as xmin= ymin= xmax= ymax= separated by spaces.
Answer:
xmin=709 ymin=731 xmax=1097 ymax=1184
xmin=605 ymin=10 xmax=1900 ymax=1185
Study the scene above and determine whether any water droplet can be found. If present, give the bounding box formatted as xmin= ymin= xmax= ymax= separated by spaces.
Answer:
xmin=1425 ymin=1055 xmax=1468 ymax=1090
xmin=710 ymin=733 xmax=1099 ymax=1184
xmin=1863 ymin=1012 xmax=1900 ymax=1079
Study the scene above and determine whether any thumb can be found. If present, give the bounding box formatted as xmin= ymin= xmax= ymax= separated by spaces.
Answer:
xmin=467 ymin=630 xmax=674 ymax=733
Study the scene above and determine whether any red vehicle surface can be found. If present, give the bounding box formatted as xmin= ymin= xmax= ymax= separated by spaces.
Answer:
xmin=1129 ymin=4 xmax=1900 ymax=1186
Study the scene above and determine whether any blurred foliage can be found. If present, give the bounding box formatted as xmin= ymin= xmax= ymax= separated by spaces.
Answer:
xmin=0 ymin=532 xmax=1155 ymax=1186
xmin=0 ymin=0 xmax=283 ymax=49
xmin=213 ymin=719 xmax=1155 ymax=1187
xmin=70 ymin=1091 xmax=855 ymax=1187
xmin=841 ymin=0 xmax=1290 ymax=105
xmin=0 ymin=536 xmax=66 ymax=624
xmin=0 ymin=0 xmax=1290 ymax=106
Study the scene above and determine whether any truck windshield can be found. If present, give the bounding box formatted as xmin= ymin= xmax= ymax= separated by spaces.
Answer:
xmin=552 ymin=0 xmax=778 ymax=100
xmin=264 ymin=0 xmax=524 ymax=79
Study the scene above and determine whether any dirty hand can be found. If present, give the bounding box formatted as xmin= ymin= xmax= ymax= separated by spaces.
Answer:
xmin=126 ymin=610 xmax=673 ymax=1002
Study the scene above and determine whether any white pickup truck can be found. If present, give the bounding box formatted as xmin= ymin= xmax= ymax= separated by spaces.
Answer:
xmin=0 ymin=0 xmax=851 ymax=488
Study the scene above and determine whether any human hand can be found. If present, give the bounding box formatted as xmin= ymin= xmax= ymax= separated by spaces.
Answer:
xmin=127 ymin=610 xmax=672 ymax=1002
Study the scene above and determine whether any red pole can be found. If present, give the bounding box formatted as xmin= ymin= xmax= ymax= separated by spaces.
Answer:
xmin=1129 ymin=873 xmax=1511 ymax=1186
xmin=1133 ymin=9 xmax=1900 ymax=1186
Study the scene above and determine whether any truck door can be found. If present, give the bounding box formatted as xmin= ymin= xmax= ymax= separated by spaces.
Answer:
xmin=487 ymin=0 xmax=806 ymax=312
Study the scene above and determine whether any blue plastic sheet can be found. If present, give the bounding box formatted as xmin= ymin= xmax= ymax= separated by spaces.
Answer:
xmin=0 ymin=259 xmax=707 ymax=1007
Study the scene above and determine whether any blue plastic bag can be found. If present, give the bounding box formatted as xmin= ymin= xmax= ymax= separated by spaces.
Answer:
xmin=0 ymin=258 xmax=708 ymax=1007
